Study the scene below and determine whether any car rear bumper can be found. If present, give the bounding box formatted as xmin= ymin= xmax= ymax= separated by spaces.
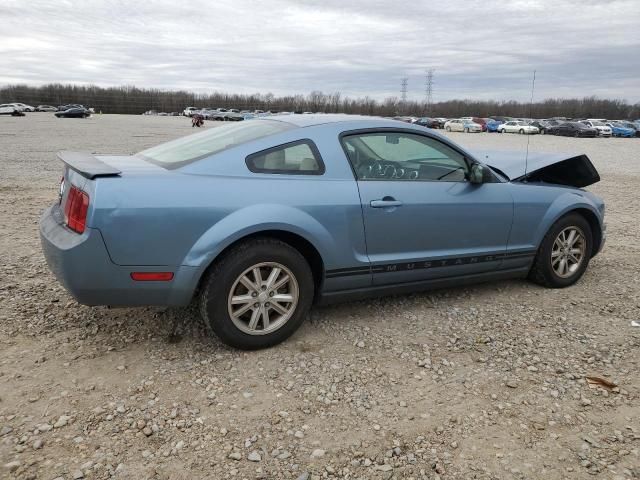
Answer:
xmin=40 ymin=205 xmax=199 ymax=306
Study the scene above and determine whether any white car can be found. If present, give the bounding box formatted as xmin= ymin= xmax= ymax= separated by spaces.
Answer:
xmin=183 ymin=107 xmax=199 ymax=117
xmin=580 ymin=120 xmax=612 ymax=137
xmin=0 ymin=104 xmax=20 ymax=115
xmin=6 ymin=102 xmax=34 ymax=112
xmin=497 ymin=121 xmax=539 ymax=134
xmin=444 ymin=119 xmax=482 ymax=132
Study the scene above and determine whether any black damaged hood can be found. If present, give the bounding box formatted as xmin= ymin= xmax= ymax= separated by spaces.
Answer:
xmin=475 ymin=150 xmax=600 ymax=188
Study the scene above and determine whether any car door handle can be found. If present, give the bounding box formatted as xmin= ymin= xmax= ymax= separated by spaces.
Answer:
xmin=370 ymin=197 xmax=403 ymax=208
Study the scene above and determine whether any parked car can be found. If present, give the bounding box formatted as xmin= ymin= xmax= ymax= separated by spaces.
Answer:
xmin=225 ymin=111 xmax=245 ymax=121
xmin=605 ymin=122 xmax=635 ymax=138
xmin=551 ymin=122 xmax=598 ymax=137
xmin=414 ymin=117 xmax=440 ymax=128
xmin=36 ymin=105 xmax=58 ymax=112
xmin=485 ymin=119 xmax=503 ymax=132
xmin=1 ymin=103 xmax=18 ymax=115
xmin=497 ymin=121 xmax=539 ymax=135
xmin=609 ymin=121 xmax=640 ymax=137
xmin=55 ymin=107 xmax=91 ymax=118
xmin=39 ymin=115 xmax=605 ymax=350
xmin=580 ymin=121 xmax=612 ymax=137
xmin=57 ymin=104 xmax=85 ymax=111
xmin=472 ymin=118 xmax=488 ymax=132
xmin=6 ymin=102 xmax=35 ymax=112
xmin=529 ymin=120 xmax=558 ymax=135
xmin=183 ymin=107 xmax=199 ymax=117
xmin=444 ymin=119 xmax=482 ymax=132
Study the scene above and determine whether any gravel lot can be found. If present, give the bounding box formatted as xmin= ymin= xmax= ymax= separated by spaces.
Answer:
xmin=1 ymin=114 xmax=639 ymax=480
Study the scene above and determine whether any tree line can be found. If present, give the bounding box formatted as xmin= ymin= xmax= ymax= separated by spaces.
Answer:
xmin=1 ymin=83 xmax=638 ymax=119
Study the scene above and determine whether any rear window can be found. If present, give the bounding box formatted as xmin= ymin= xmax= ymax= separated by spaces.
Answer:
xmin=138 ymin=120 xmax=293 ymax=168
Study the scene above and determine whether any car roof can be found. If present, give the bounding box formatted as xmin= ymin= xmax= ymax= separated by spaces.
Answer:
xmin=258 ymin=113 xmax=393 ymax=128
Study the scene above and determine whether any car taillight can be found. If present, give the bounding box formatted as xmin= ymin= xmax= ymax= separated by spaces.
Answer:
xmin=64 ymin=185 xmax=89 ymax=234
xmin=130 ymin=272 xmax=174 ymax=281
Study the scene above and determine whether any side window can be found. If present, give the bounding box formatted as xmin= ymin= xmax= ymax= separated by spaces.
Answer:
xmin=246 ymin=140 xmax=325 ymax=175
xmin=342 ymin=132 xmax=469 ymax=182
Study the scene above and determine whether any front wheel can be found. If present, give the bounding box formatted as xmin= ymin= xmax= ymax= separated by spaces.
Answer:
xmin=445 ymin=126 xmax=451 ymax=132
xmin=529 ymin=213 xmax=592 ymax=288
xmin=199 ymin=238 xmax=314 ymax=349
xmin=519 ymin=129 xmax=525 ymax=134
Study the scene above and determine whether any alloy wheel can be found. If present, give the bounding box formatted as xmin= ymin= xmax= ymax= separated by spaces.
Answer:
xmin=551 ymin=227 xmax=586 ymax=278
xmin=227 ymin=262 xmax=299 ymax=335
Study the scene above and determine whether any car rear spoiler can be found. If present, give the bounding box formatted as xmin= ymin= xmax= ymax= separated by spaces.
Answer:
xmin=57 ymin=151 xmax=121 ymax=179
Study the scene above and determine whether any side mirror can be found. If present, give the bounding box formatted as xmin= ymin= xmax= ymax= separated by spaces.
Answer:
xmin=469 ymin=163 xmax=491 ymax=184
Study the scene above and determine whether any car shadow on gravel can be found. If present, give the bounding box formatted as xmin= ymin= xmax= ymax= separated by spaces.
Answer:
xmin=60 ymin=278 xmax=535 ymax=353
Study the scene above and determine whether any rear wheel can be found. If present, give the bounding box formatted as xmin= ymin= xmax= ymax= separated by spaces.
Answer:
xmin=464 ymin=127 xmax=469 ymax=133
xmin=199 ymin=238 xmax=314 ymax=349
xmin=519 ymin=129 xmax=525 ymax=134
xmin=529 ymin=213 xmax=592 ymax=288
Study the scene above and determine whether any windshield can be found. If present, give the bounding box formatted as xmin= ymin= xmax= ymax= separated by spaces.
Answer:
xmin=138 ymin=120 xmax=293 ymax=167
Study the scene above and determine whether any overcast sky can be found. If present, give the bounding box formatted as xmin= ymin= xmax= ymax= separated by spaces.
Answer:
xmin=3 ymin=0 xmax=639 ymax=102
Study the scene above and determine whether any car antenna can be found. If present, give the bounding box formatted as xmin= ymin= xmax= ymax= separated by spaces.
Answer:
xmin=524 ymin=70 xmax=536 ymax=182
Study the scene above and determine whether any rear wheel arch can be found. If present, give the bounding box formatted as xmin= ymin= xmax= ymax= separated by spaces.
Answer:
xmin=196 ymin=230 xmax=325 ymax=300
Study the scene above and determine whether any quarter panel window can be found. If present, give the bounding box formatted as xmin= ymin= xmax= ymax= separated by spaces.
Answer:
xmin=341 ymin=132 xmax=469 ymax=182
xmin=246 ymin=139 xmax=325 ymax=175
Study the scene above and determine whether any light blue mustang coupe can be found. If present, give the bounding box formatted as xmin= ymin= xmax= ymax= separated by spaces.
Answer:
xmin=40 ymin=115 xmax=605 ymax=349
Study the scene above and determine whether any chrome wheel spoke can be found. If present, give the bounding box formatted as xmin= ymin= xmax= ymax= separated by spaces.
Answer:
xmin=233 ymin=302 xmax=253 ymax=317
xmin=270 ymin=301 xmax=288 ymax=315
xmin=265 ymin=267 xmax=281 ymax=288
xmin=261 ymin=308 xmax=270 ymax=329
xmin=272 ymin=293 xmax=294 ymax=303
xmin=239 ymin=275 xmax=259 ymax=293
xmin=231 ymin=294 xmax=254 ymax=305
xmin=248 ymin=307 xmax=261 ymax=330
xmin=558 ymin=258 xmax=567 ymax=275
xmin=252 ymin=267 xmax=263 ymax=285
xmin=271 ymin=274 xmax=290 ymax=291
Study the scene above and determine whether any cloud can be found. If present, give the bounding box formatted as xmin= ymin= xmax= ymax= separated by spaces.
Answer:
xmin=1 ymin=0 xmax=639 ymax=101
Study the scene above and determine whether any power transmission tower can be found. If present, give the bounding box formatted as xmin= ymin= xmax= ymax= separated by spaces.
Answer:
xmin=425 ymin=69 xmax=434 ymax=114
xmin=400 ymin=77 xmax=408 ymax=113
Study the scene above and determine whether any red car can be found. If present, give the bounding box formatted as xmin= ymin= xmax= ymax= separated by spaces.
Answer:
xmin=472 ymin=117 xmax=488 ymax=132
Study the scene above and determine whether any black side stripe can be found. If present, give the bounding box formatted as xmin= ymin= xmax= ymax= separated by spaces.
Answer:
xmin=325 ymin=250 xmax=536 ymax=279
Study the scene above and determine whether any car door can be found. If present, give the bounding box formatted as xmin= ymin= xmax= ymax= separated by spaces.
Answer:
xmin=341 ymin=129 xmax=514 ymax=286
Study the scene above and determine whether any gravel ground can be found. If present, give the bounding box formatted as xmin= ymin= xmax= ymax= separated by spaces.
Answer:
xmin=1 ymin=114 xmax=639 ymax=480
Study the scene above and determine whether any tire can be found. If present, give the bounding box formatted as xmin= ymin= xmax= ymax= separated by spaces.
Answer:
xmin=464 ymin=127 xmax=469 ymax=133
xmin=519 ymin=129 xmax=525 ymax=134
xmin=445 ymin=126 xmax=451 ymax=132
xmin=541 ymin=129 xmax=546 ymax=135
xmin=529 ymin=213 xmax=593 ymax=288
xmin=199 ymin=237 xmax=314 ymax=350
